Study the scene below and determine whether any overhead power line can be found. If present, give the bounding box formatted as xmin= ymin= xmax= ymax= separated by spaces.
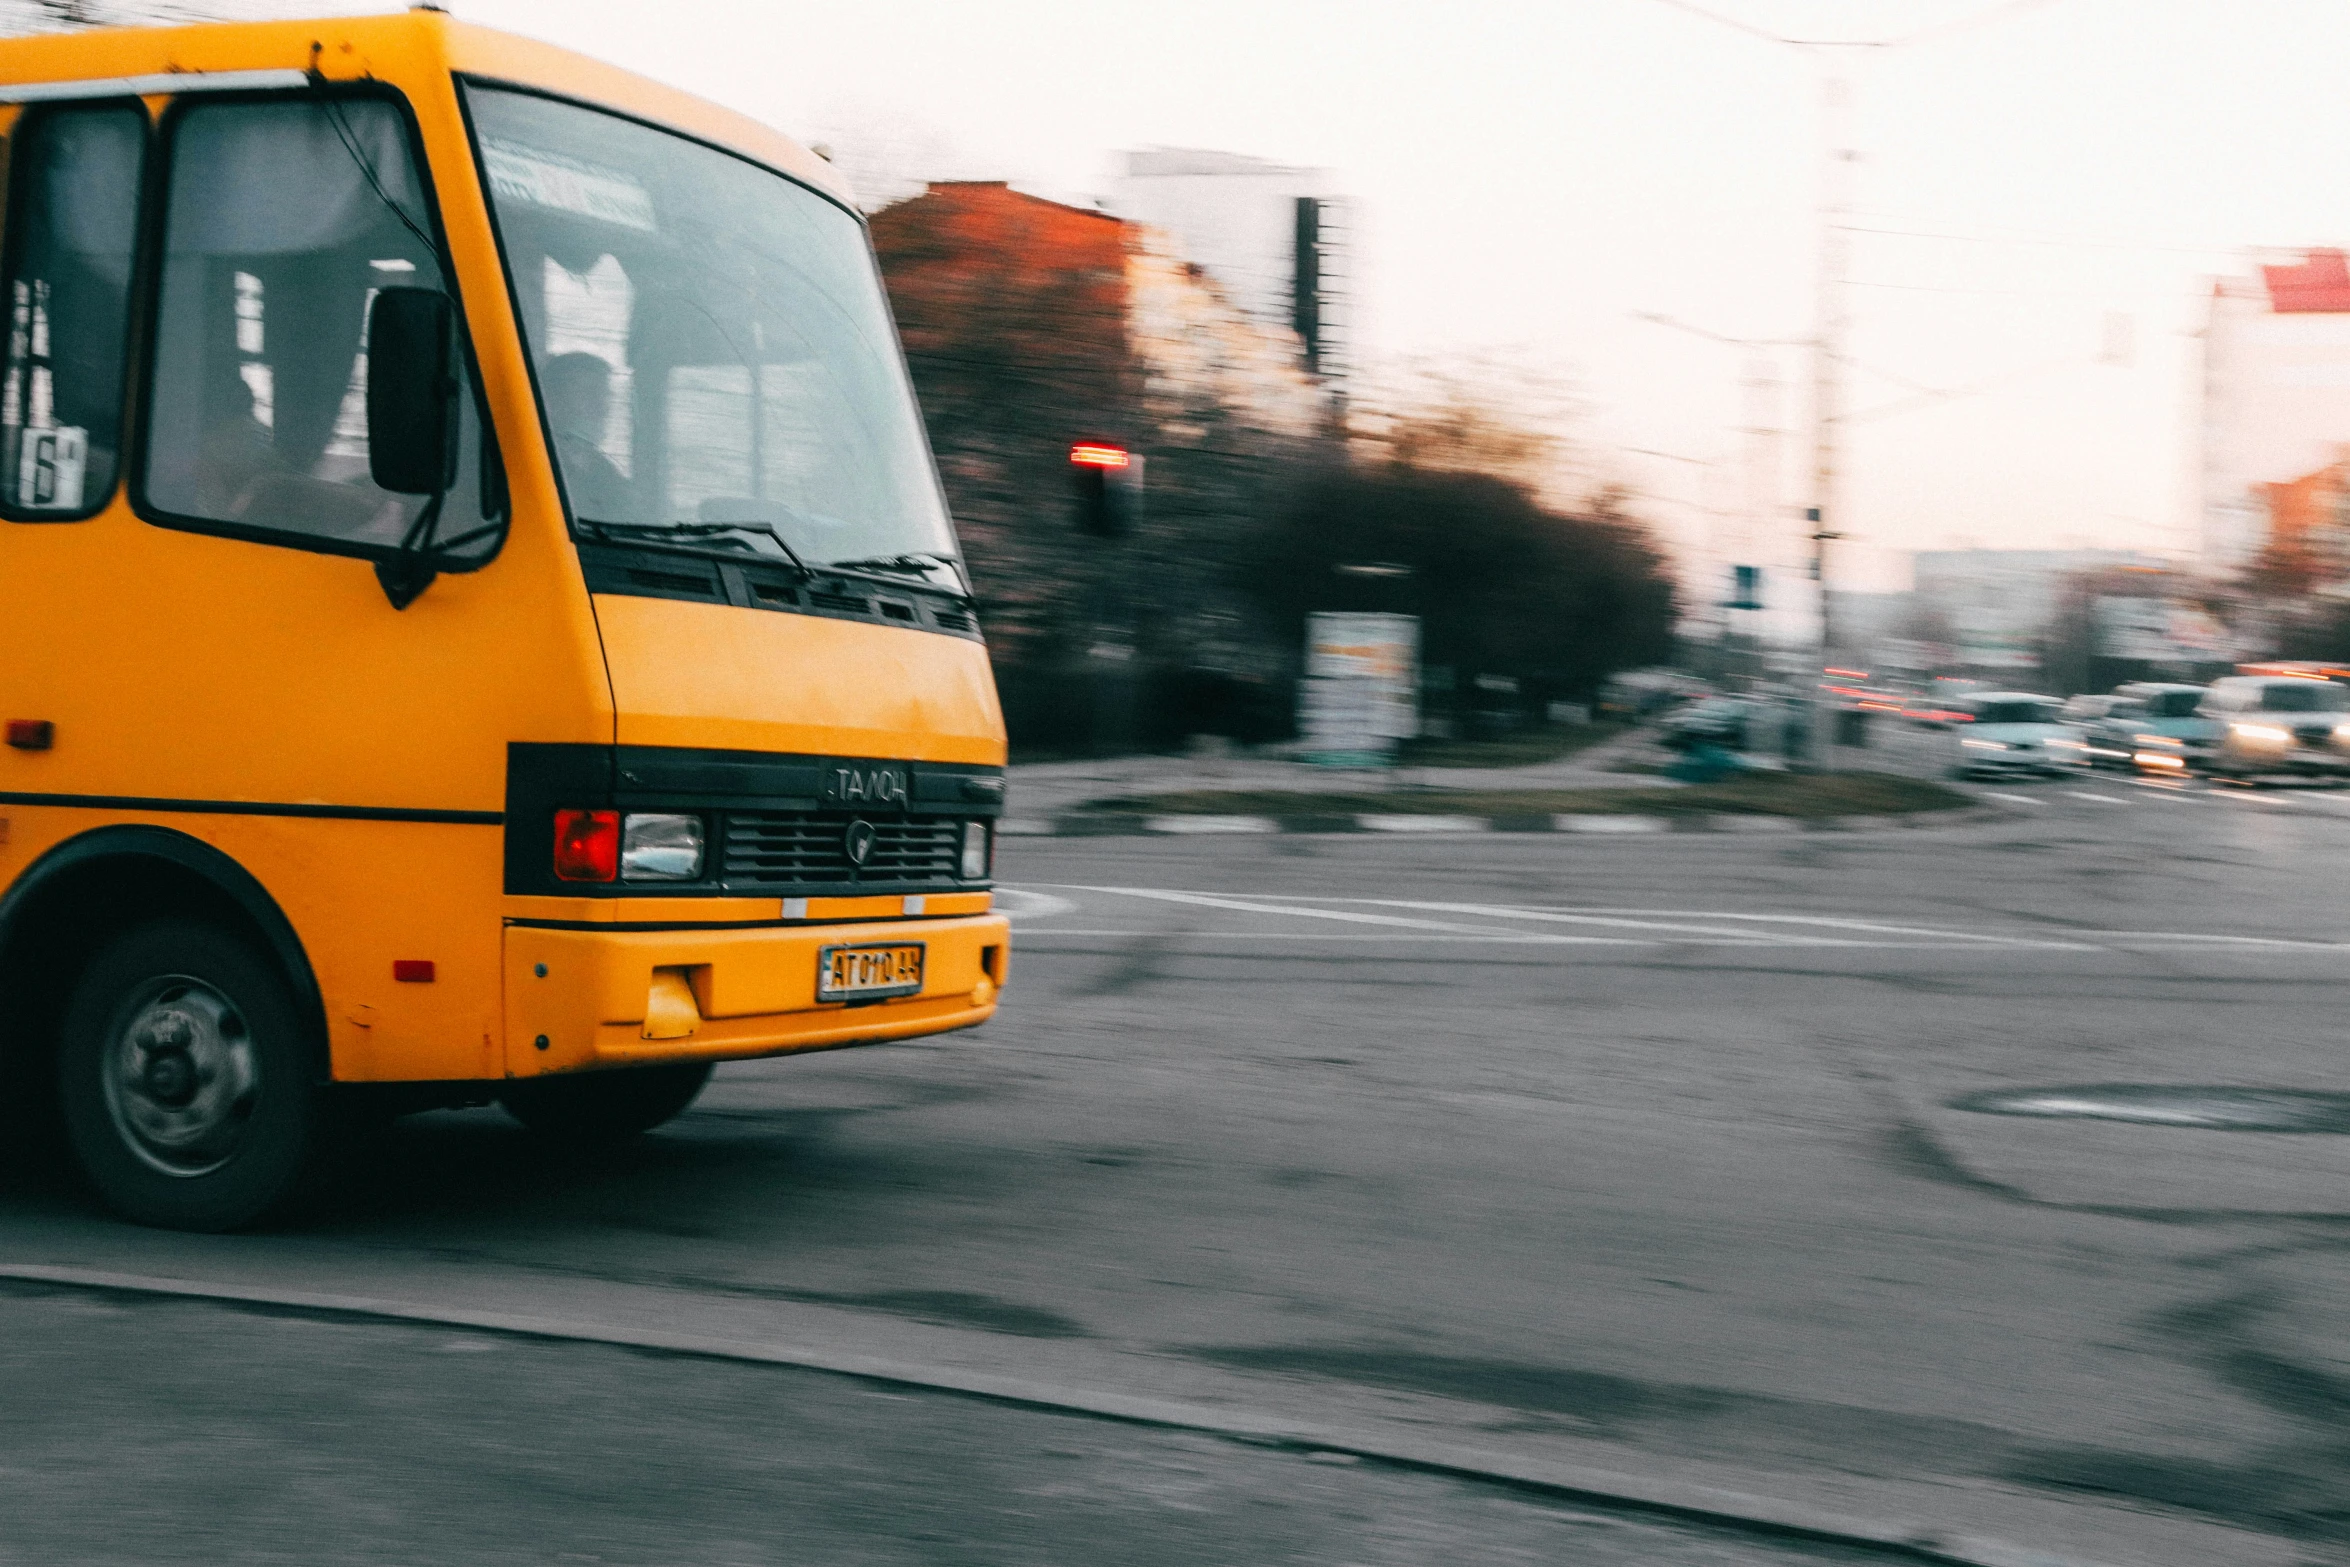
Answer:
xmin=1841 ymin=221 xmax=2243 ymax=257
xmin=1635 ymin=0 xmax=2071 ymax=669
xmin=1643 ymin=0 xmax=2061 ymax=52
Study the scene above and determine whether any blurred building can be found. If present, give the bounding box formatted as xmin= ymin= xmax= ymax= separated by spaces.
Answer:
xmin=2249 ymin=453 xmax=2350 ymax=593
xmin=869 ymin=180 xmax=1335 ymax=746
xmin=2199 ymin=248 xmax=2350 ymax=572
xmin=1910 ymin=548 xmax=2162 ymax=677
xmin=1112 ymin=149 xmax=1350 ymax=388
xmin=1822 ymin=590 xmax=1915 ymax=671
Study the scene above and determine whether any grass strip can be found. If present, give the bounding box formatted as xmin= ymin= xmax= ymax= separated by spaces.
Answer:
xmin=1393 ymin=723 xmax=1630 ymax=769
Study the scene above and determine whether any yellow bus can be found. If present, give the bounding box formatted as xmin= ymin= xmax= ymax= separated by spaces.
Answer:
xmin=0 ymin=12 xmax=1009 ymax=1229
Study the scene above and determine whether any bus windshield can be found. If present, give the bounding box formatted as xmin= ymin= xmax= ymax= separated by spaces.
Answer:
xmin=465 ymin=87 xmax=955 ymax=570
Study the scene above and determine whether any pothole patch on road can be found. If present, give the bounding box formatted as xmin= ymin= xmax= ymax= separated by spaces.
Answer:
xmin=1951 ymin=1085 xmax=2350 ymax=1133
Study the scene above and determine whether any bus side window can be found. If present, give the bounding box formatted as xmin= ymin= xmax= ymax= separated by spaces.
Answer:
xmin=140 ymin=95 xmax=498 ymax=565
xmin=0 ymin=104 xmax=144 ymax=520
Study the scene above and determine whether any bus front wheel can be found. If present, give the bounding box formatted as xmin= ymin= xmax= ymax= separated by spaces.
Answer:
xmin=499 ymin=1062 xmax=712 ymax=1143
xmin=57 ymin=920 xmax=329 ymax=1232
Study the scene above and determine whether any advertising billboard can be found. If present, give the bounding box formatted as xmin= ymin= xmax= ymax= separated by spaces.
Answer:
xmin=1299 ymin=612 xmax=1419 ymax=765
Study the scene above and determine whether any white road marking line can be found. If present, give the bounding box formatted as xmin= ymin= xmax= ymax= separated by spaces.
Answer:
xmin=1142 ymin=815 xmax=1277 ymax=834
xmin=1360 ymin=899 xmax=2095 ymax=949
xmin=1001 ymin=930 xmax=1930 ymax=945
xmin=1048 ymin=884 xmax=1642 ymax=942
xmin=1359 ymin=902 xmax=1832 ymax=945
xmin=993 ymin=889 xmax=1078 ymax=920
xmin=1983 ymin=792 xmax=2043 ymax=805
xmin=1454 ymin=902 xmax=2350 ymax=950
xmin=1029 ymin=889 xmax=2099 ymax=950
xmin=1009 ymin=930 xmax=1643 ymax=943
xmin=1253 ymin=895 xmax=2077 ymax=942
xmin=1021 ymin=890 xmax=2350 ymax=955
xmin=1355 ymin=814 xmax=1489 ymax=833
xmin=2087 ymin=931 xmax=2350 ymax=950
xmin=2065 ymin=791 xmax=2129 ymax=804
xmin=1009 ymin=928 xmax=2350 ymax=953
xmin=1351 ymin=899 xmax=2013 ymax=947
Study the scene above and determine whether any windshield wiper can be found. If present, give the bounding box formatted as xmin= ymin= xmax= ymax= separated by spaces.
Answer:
xmin=827 ymin=552 xmax=973 ymax=599
xmin=579 ymin=518 xmax=812 ymax=577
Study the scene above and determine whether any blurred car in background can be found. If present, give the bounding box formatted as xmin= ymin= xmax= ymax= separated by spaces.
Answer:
xmin=1906 ymin=676 xmax=1986 ymax=727
xmin=1599 ymin=668 xmax=1711 ymax=721
xmin=2202 ymin=674 xmax=2350 ymax=779
xmin=1949 ymin=693 xmax=2089 ymax=778
xmin=2057 ymin=693 xmax=2118 ymax=759
xmin=2059 ymin=693 xmax=2120 ymax=728
xmin=1659 ymin=695 xmax=1756 ymax=752
xmin=2079 ymin=683 xmax=2216 ymax=774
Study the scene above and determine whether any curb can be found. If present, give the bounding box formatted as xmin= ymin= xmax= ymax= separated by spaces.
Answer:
xmin=1002 ymin=807 xmax=2009 ymax=839
xmin=0 ymin=1262 xmax=2125 ymax=1567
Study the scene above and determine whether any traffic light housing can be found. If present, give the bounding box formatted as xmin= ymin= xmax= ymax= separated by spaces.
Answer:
xmin=1071 ymin=442 xmax=1144 ymax=537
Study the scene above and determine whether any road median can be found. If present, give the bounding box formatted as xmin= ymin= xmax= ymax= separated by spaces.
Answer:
xmin=1006 ymin=770 xmax=1979 ymax=837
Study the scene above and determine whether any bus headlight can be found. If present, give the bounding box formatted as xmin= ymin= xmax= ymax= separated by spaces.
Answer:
xmin=620 ymin=813 xmax=705 ymax=880
xmin=959 ymin=820 xmax=992 ymax=880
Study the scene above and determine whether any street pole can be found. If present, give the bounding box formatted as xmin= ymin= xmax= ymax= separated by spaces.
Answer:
xmin=1641 ymin=0 xmax=2058 ymax=761
xmin=1800 ymin=68 xmax=1855 ymax=765
xmin=1810 ymin=71 xmax=1852 ymax=669
xmin=1738 ymin=352 xmax=1779 ymax=687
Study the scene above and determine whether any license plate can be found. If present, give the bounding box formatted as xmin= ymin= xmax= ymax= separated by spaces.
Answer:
xmin=817 ymin=942 xmax=925 ymax=1002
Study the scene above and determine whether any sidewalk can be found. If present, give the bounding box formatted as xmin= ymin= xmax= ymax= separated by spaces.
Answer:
xmin=1000 ymin=729 xmax=1986 ymax=837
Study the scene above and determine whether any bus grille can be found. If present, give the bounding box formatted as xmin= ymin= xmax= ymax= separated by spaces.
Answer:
xmin=721 ymin=812 xmax=962 ymax=888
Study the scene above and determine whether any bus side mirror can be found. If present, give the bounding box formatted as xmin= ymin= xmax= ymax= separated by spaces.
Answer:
xmin=366 ymin=287 xmax=459 ymax=496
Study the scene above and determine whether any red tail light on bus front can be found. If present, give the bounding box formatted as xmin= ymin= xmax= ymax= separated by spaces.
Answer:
xmin=552 ymin=809 xmax=620 ymax=882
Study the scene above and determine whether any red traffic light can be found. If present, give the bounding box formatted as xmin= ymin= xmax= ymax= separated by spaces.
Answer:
xmin=1069 ymin=442 xmax=1129 ymax=469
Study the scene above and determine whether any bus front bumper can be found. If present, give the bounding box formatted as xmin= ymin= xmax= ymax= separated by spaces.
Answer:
xmin=503 ymin=914 xmax=1009 ymax=1077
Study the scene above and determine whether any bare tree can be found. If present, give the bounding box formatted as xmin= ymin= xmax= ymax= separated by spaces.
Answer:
xmin=1346 ymin=350 xmax=1591 ymax=504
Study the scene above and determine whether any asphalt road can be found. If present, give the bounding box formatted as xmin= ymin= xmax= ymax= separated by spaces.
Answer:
xmin=7 ymin=764 xmax=2350 ymax=1565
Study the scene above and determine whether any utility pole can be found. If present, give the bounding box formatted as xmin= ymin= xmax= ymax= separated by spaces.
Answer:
xmin=1810 ymin=72 xmax=1854 ymax=662
xmin=1738 ymin=352 xmax=1780 ymax=683
xmin=1640 ymin=0 xmax=2058 ymax=754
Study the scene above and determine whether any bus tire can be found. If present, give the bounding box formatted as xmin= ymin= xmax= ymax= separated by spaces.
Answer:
xmin=57 ymin=920 xmax=329 ymax=1232
xmin=499 ymin=1062 xmax=712 ymax=1143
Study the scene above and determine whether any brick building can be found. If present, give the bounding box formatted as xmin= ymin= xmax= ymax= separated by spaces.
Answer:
xmin=870 ymin=180 xmax=1334 ymax=745
xmin=2255 ymin=452 xmax=2350 ymax=593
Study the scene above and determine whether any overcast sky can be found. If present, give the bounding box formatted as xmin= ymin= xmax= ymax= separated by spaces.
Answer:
xmin=417 ymin=1 xmax=2350 ymax=594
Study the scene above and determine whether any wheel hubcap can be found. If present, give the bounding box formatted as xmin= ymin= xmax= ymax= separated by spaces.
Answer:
xmin=103 ymin=977 xmax=259 ymax=1178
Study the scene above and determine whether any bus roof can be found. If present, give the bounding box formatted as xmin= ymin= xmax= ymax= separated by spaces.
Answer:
xmin=0 ymin=10 xmax=856 ymax=212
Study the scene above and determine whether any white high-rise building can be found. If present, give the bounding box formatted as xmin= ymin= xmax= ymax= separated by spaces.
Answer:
xmin=1112 ymin=148 xmax=1349 ymax=385
xmin=2199 ymin=248 xmax=2350 ymax=571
